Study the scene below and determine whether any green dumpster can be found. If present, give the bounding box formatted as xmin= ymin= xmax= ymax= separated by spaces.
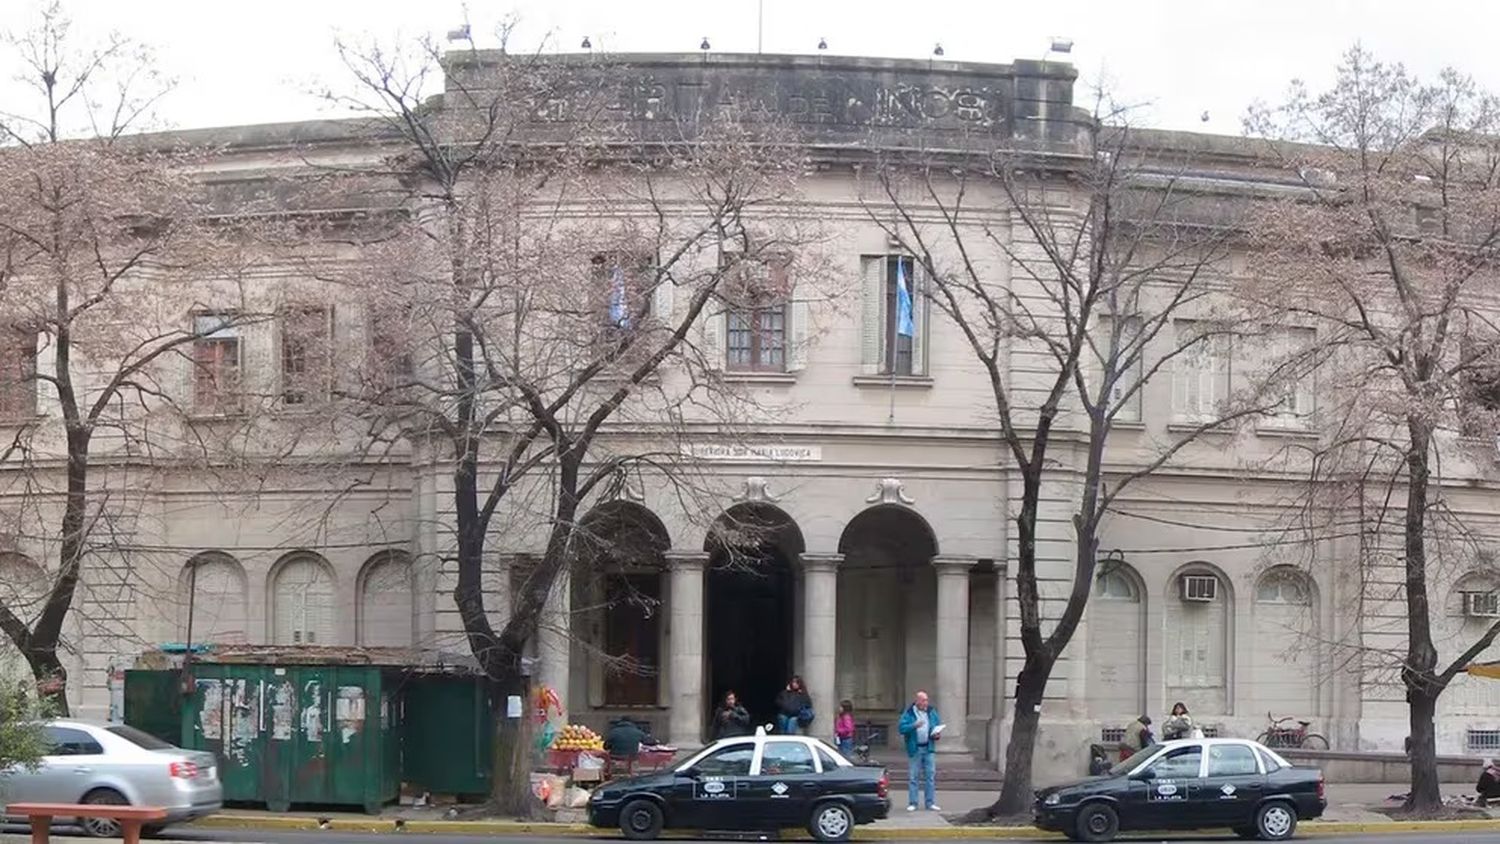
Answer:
xmin=123 ymin=669 xmax=181 ymax=744
xmin=181 ymin=661 xmax=399 ymax=813
xmin=400 ymin=674 xmax=493 ymax=797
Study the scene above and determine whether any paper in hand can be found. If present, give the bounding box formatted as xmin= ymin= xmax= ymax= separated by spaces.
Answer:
xmin=931 ymin=724 xmax=946 ymax=737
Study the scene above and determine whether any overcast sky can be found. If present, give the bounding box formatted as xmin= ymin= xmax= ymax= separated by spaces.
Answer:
xmin=1 ymin=0 xmax=1497 ymax=137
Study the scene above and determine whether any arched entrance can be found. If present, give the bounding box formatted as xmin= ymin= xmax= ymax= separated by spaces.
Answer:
xmin=576 ymin=502 xmax=672 ymax=708
xmin=705 ymin=503 xmax=805 ymax=727
xmin=836 ymin=505 xmax=938 ymax=715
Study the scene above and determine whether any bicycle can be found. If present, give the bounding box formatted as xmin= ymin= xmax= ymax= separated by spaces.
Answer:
xmin=852 ymin=725 xmax=886 ymax=765
xmin=1256 ymin=711 xmax=1330 ymax=750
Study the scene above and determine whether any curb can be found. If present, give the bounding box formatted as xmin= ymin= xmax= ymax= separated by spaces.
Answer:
xmin=191 ymin=813 xmax=1500 ymax=838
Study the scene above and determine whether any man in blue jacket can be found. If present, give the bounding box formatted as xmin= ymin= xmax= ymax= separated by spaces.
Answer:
xmin=897 ymin=690 xmax=942 ymax=811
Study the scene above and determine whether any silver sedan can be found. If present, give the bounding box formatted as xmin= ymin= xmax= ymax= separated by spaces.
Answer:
xmin=1 ymin=719 xmax=222 ymax=837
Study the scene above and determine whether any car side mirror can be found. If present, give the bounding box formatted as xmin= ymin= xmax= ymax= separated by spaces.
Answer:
xmin=680 ymin=767 xmax=699 ymax=779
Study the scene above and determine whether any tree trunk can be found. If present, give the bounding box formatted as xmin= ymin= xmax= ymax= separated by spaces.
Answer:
xmin=23 ymin=648 xmax=68 ymax=716
xmin=1401 ymin=420 xmax=1442 ymax=814
xmin=490 ymin=672 xmax=540 ymax=818
xmin=1404 ymin=687 xmax=1440 ymax=814
xmin=992 ymin=656 xmax=1052 ymax=816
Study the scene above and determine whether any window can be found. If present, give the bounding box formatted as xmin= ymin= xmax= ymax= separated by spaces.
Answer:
xmin=1264 ymin=326 xmax=1315 ymax=426
xmin=1145 ymin=745 xmax=1203 ymax=779
xmin=0 ymin=327 xmax=37 ymax=418
xmin=722 ymin=255 xmax=790 ymax=372
xmin=693 ymin=743 xmax=755 ymax=777
xmin=816 ymin=746 xmax=844 ymax=770
xmin=1206 ymin=744 xmax=1259 ymax=777
xmin=1097 ymin=315 xmax=1143 ymax=422
xmin=593 ymin=254 xmax=652 ymax=331
xmin=1255 ymin=572 xmax=1312 ymax=605
xmin=44 ymin=726 xmax=103 ymax=756
xmin=105 ymin=724 xmax=173 ymax=750
xmin=1255 ymin=747 xmax=1285 ymax=772
xmin=1173 ymin=320 xmax=1229 ymax=423
xmin=192 ymin=313 xmax=240 ymax=413
xmin=1095 ymin=570 xmax=1138 ymax=601
xmin=281 ymin=306 xmax=331 ymax=405
xmin=603 ymin=572 xmax=662 ymax=706
xmin=272 ymin=556 xmax=334 ymax=645
xmin=884 ymin=256 xmax=917 ymax=376
xmin=367 ymin=306 xmax=415 ymax=390
xmin=1467 ymin=729 xmax=1500 ymax=754
xmin=1100 ymin=727 xmax=1126 ymax=743
xmin=759 ymin=741 xmax=816 ymax=775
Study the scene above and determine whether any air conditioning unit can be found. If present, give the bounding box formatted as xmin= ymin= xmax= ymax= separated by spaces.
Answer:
xmin=1180 ymin=574 xmax=1218 ymax=603
xmin=1463 ymin=591 xmax=1500 ymax=618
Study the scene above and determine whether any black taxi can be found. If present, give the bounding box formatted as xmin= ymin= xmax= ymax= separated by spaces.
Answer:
xmin=1034 ymin=738 xmax=1324 ymax=842
xmin=587 ymin=727 xmax=889 ymax=841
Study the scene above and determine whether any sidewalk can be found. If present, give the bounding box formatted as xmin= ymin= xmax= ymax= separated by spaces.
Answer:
xmin=190 ymin=782 xmax=1500 ymax=837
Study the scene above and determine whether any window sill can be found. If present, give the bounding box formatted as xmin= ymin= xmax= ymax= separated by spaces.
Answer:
xmin=1257 ymin=424 xmax=1318 ymax=440
xmin=852 ymin=374 xmax=934 ymax=390
xmin=722 ymin=371 xmax=798 ymax=384
xmin=1109 ymin=419 xmax=1146 ymax=431
xmin=1166 ymin=421 xmax=1233 ymax=435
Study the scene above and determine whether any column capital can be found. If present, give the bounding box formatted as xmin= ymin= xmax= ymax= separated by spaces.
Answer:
xmin=931 ymin=554 xmax=980 ymax=572
xmin=798 ymin=552 xmax=844 ymax=573
xmin=665 ymin=550 xmax=709 ymax=570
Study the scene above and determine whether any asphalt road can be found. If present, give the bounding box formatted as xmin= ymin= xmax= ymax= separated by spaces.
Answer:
xmin=147 ymin=829 xmax=1500 ymax=843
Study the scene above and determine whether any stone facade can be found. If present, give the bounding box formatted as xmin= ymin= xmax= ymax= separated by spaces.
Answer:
xmin=1 ymin=51 xmax=1499 ymax=787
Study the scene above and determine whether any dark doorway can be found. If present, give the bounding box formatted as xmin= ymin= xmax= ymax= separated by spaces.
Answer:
xmin=706 ymin=548 xmax=793 ymax=728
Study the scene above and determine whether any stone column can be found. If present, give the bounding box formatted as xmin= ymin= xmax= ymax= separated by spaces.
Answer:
xmin=799 ymin=553 xmax=842 ymax=733
xmin=667 ymin=551 xmax=708 ymax=747
xmin=537 ymin=563 xmax=571 ymax=721
xmin=933 ymin=555 xmax=978 ymax=753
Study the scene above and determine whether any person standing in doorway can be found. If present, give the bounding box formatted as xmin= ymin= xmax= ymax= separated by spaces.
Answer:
xmin=711 ymin=691 xmax=751 ymax=740
xmin=897 ymin=690 xmax=943 ymax=812
xmin=775 ymin=675 xmax=812 ymax=735
xmin=1163 ymin=702 xmax=1194 ymax=741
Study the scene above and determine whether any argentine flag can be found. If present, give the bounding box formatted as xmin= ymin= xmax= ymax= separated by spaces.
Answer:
xmin=608 ymin=265 xmax=630 ymax=328
xmin=895 ymin=260 xmax=915 ymax=338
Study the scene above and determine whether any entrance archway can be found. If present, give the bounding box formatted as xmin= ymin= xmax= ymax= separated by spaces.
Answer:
xmin=836 ymin=505 xmax=938 ymax=716
xmin=704 ymin=502 xmax=806 ymax=728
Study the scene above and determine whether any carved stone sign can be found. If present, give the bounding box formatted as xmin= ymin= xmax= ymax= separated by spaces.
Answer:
xmin=687 ymin=443 xmax=822 ymax=462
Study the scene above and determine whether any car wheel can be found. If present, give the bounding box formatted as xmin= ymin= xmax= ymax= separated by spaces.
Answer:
xmin=808 ymin=801 xmax=855 ymax=843
xmin=618 ymin=799 xmax=664 ymax=841
xmin=1073 ymin=802 xmax=1119 ymax=843
xmin=1255 ymin=800 xmax=1298 ymax=841
xmin=79 ymin=788 xmax=129 ymax=838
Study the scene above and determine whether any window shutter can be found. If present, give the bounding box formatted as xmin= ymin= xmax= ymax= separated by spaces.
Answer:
xmin=911 ymin=264 xmax=929 ymax=377
xmin=651 ymin=274 xmax=675 ymax=325
xmin=701 ymin=303 xmax=727 ymax=371
xmin=787 ymin=294 xmax=810 ymax=372
xmin=860 ymin=256 xmax=885 ymax=375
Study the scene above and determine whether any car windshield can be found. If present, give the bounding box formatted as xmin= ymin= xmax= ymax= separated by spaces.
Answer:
xmin=105 ymin=725 xmax=175 ymax=750
xmin=1107 ymin=744 xmax=1161 ymax=776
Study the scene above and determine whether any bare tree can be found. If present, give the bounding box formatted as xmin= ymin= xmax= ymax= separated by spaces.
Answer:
xmin=865 ymin=96 xmax=1290 ymax=816
xmin=1245 ymin=46 xmax=1500 ymax=814
xmin=321 ymin=33 xmax=823 ymax=813
xmin=0 ymin=3 xmax=274 ymax=712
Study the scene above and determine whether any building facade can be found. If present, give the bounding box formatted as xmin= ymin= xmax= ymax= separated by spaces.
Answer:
xmin=1 ymin=51 xmax=1498 ymax=785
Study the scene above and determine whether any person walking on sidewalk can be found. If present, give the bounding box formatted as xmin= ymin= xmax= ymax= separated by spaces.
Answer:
xmin=775 ymin=675 xmax=813 ymax=735
xmin=897 ymin=690 xmax=943 ymax=812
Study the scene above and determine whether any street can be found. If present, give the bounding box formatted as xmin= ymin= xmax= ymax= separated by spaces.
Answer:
xmin=158 ymin=830 xmax=1500 ymax=843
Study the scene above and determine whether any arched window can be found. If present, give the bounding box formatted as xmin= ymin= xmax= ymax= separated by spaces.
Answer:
xmin=1255 ymin=569 xmax=1313 ymax=605
xmin=179 ymin=553 xmax=249 ymax=645
xmin=1095 ymin=569 xmax=1139 ymax=601
xmin=358 ymin=551 xmax=413 ymax=647
xmin=271 ymin=553 xmax=335 ymax=645
xmin=1165 ymin=564 xmax=1231 ymax=714
xmin=1088 ymin=561 xmax=1146 ymax=716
